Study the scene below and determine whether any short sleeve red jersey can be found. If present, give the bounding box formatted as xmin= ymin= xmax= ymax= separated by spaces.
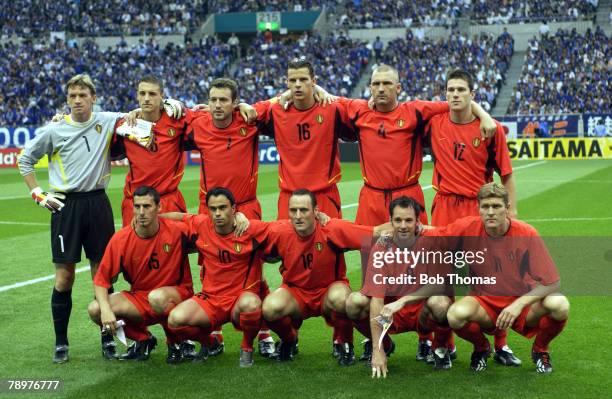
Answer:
xmin=429 ymin=216 xmax=559 ymax=295
xmin=94 ymin=218 xmax=193 ymax=292
xmin=187 ymin=103 xmax=267 ymax=204
xmin=428 ymin=114 xmax=512 ymax=197
xmin=345 ymin=100 xmax=449 ymax=189
xmin=118 ymin=113 xmax=189 ymax=198
xmin=266 ymin=218 xmax=373 ymax=290
xmin=261 ymin=100 xmax=352 ymax=192
xmin=183 ymin=214 xmax=270 ymax=297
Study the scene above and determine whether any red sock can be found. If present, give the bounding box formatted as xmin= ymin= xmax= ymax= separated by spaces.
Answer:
xmin=533 ymin=316 xmax=567 ymax=353
xmin=257 ymin=320 xmax=271 ymax=340
xmin=123 ymin=322 xmax=150 ymax=341
xmin=331 ymin=311 xmax=353 ymax=344
xmin=267 ymin=316 xmax=297 ymax=342
xmin=455 ymin=322 xmax=490 ymax=352
xmin=422 ymin=317 xmax=452 ymax=350
xmin=494 ymin=329 xmax=508 ymax=350
xmin=239 ymin=310 xmax=262 ymax=351
xmin=418 ymin=331 xmax=433 ymax=342
xmin=354 ymin=317 xmax=371 ymax=340
xmin=167 ymin=325 xmax=211 ymax=346
xmin=161 ymin=321 xmax=180 ymax=345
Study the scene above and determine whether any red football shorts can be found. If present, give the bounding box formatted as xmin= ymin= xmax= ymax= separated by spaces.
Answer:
xmin=122 ymin=285 xmax=193 ymax=325
xmin=431 ymin=192 xmax=478 ymax=227
xmin=199 ymin=197 xmax=262 ymax=220
xmin=473 ymin=295 xmax=537 ymax=338
xmin=388 ymin=300 xmax=426 ymax=334
xmin=122 ymin=189 xmax=187 ymax=227
xmin=277 ymin=185 xmax=342 ymax=220
xmin=281 ymin=280 xmax=349 ymax=320
xmin=355 ymin=183 xmax=427 ymax=226
xmin=192 ymin=290 xmax=260 ymax=330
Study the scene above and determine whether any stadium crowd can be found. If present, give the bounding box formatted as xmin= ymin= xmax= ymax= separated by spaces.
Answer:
xmin=470 ymin=0 xmax=598 ymax=24
xmin=365 ymin=30 xmax=514 ymax=111
xmin=0 ymin=0 xmax=207 ymax=38
xmin=233 ymin=32 xmax=371 ymax=102
xmin=0 ymin=37 xmax=231 ymax=126
xmin=507 ymin=27 xmax=610 ymax=115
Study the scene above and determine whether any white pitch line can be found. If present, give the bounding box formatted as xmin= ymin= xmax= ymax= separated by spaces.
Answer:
xmin=524 ymin=217 xmax=612 ymax=222
xmin=0 ymin=221 xmax=48 ymax=226
xmin=0 ymin=266 xmax=90 ymax=293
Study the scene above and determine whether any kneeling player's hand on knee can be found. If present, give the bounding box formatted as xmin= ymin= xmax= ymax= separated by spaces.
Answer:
xmin=496 ymin=302 xmax=523 ymax=330
xmin=371 ymin=350 xmax=388 ymax=378
xmin=31 ymin=187 xmax=65 ymax=213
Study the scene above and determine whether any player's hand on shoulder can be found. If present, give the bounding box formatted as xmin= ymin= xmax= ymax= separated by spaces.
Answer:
xmin=51 ymin=112 xmax=66 ymax=123
xmin=162 ymin=98 xmax=185 ymax=119
xmin=234 ymin=212 xmax=250 ymax=237
xmin=279 ymin=89 xmax=292 ymax=111
xmin=192 ymin=103 xmax=209 ymax=112
xmin=236 ymin=103 xmax=257 ymax=124
xmin=313 ymin=85 xmax=338 ymax=107
xmin=125 ymin=108 xmax=142 ymax=127
xmin=315 ymin=210 xmax=330 ymax=226
xmin=31 ymin=187 xmax=65 ymax=213
xmin=479 ymin=114 xmax=497 ymax=139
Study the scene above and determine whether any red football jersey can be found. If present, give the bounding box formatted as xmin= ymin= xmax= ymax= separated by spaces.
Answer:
xmin=187 ymin=102 xmax=268 ymax=205
xmin=118 ymin=113 xmax=189 ymax=198
xmin=261 ymin=100 xmax=353 ymax=192
xmin=428 ymin=114 xmax=512 ymax=197
xmin=266 ymin=219 xmax=373 ymax=290
xmin=345 ymin=100 xmax=448 ymax=189
xmin=428 ymin=216 xmax=559 ymax=296
xmin=94 ymin=218 xmax=193 ymax=291
xmin=183 ymin=214 xmax=270 ymax=298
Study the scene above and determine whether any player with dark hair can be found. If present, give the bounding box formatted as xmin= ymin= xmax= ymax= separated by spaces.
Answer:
xmin=346 ymin=196 xmax=454 ymax=375
xmin=426 ymin=68 xmax=519 ymax=366
xmin=262 ymin=189 xmax=389 ymax=365
xmin=89 ymin=186 xmax=195 ymax=363
xmin=164 ymin=187 xmax=270 ymax=368
xmin=442 ymin=183 xmax=569 ymax=373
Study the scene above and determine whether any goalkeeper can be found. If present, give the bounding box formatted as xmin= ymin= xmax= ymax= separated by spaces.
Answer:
xmin=16 ymin=74 xmax=183 ymax=364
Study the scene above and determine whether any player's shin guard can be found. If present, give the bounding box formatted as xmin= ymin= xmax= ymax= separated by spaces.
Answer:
xmin=267 ymin=316 xmax=297 ymax=343
xmin=455 ymin=322 xmax=490 ymax=352
xmin=51 ymin=288 xmax=72 ymax=346
xmin=533 ymin=316 xmax=567 ymax=353
xmin=331 ymin=311 xmax=353 ymax=344
xmin=493 ymin=329 xmax=508 ymax=350
xmin=354 ymin=317 xmax=372 ymax=339
xmin=239 ymin=310 xmax=262 ymax=351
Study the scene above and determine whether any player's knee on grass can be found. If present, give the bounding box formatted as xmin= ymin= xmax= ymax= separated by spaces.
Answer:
xmin=345 ymin=292 xmax=370 ymax=320
xmin=236 ymin=293 xmax=261 ymax=313
xmin=543 ymin=294 xmax=570 ymax=321
xmin=87 ymin=300 xmax=101 ymax=324
xmin=426 ymin=296 xmax=452 ymax=323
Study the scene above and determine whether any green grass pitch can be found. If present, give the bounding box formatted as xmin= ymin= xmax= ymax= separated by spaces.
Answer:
xmin=0 ymin=159 xmax=611 ymax=398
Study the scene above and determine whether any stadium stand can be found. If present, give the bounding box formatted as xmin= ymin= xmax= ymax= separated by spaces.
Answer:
xmin=0 ymin=0 xmax=207 ymax=38
xmin=0 ymin=37 xmax=231 ymax=125
xmin=233 ymin=32 xmax=371 ymax=102
xmin=365 ymin=30 xmax=514 ymax=111
xmin=507 ymin=27 xmax=610 ymax=115
xmin=470 ymin=0 xmax=598 ymax=25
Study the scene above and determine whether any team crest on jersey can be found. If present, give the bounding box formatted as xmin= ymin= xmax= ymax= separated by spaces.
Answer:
xmin=163 ymin=243 xmax=171 ymax=253
xmin=315 ymin=242 xmax=323 ymax=252
xmin=239 ymin=127 xmax=247 ymax=137
xmin=316 ymin=114 xmax=324 ymax=124
xmin=168 ymin=128 xmax=176 ymax=137
xmin=396 ymin=119 xmax=405 ymax=127
xmin=95 ymin=124 xmax=102 ymax=134
xmin=472 ymin=137 xmax=481 ymax=148
xmin=234 ymin=243 xmax=242 ymax=253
